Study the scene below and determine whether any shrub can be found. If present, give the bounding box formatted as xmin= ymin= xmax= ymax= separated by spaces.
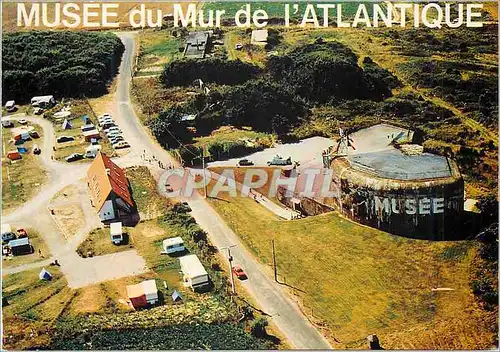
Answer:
xmin=161 ymin=58 xmax=260 ymax=87
xmin=250 ymin=317 xmax=268 ymax=338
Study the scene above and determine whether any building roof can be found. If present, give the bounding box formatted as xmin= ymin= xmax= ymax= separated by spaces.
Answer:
xmin=126 ymin=280 xmax=157 ymax=299
xmin=349 ymin=149 xmax=452 ymax=180
xmin=251 ymin=29 xmax=268 ymax=44
xmin=9 ymin=237 xmax=30 ymax=247
xmin=110 ymin=222 xmax=122 ymax=235
xmin=142 ymin=279 xmax=158 ymax=295
xmin=82 ymin=129 xmax=100 ymax=137
xmin=86 ymin=152 xmax=133 ymax=211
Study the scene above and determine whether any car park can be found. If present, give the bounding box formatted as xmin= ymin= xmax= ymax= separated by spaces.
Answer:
xmin=65 ymin=153 xmax=84 ymax=162
xmin=57 ymin=136 xmax=75 ymax=143
xmin=112 ymin=141 xmax=130 ymax=149
xmin=232 ymin=265 xmax=248 ymax=280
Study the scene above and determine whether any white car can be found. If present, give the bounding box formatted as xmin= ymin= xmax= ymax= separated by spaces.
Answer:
xmin=107 ymin=131 xmax=122 ymax=139
xmin=98 ymin=118 xmax=114 ymax=127
xmin=112 ymin=141 xmax=130 ymax=149
xmin=18 ymin=118 xmax=28 ymax=125
xmin=104 ymin=126 xmax=121 ymax=134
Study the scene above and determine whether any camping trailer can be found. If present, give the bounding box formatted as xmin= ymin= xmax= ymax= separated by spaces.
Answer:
xmin=162 ymin=237 xmax=185 ymax=254
xmin=179 ymin=254 xmax=210 ymax=291
xmin=5 ymin=100 xmax=16 ymax=112
xmin=110 ymin=222 xmax=123 ymax=244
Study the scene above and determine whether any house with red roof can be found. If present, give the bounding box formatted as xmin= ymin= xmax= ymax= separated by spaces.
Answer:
xmin=86 ymin=152 xmax=135 ymax=222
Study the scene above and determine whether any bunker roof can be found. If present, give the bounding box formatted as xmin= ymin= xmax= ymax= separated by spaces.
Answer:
xmin=349 ymin=149 xmax=452 ymax=181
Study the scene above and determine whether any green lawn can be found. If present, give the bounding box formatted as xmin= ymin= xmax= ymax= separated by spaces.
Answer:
xmin=206 ymin=189 xmax=488 ymax=348
xmin=126 ymin=166 xmax=169 ymax=216
xmin=2 ymin=122 xmax=47 ymax=214
xmin=76 ymin=228 xmax=133 ymax=258
xmin=2 ymin=229 xmax=51 ymax=269
xmin=193 ymin=127 xmax=273 ymax=148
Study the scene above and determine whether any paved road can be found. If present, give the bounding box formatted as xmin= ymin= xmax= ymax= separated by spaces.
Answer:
xmin=115 ymin=32 xmax=332 ymax=350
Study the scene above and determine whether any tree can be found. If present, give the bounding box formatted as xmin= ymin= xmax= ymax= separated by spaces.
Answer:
xmin=250 ymin=317 xmax=268 ymax=338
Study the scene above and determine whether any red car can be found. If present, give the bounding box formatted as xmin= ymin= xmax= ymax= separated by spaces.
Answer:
xmin=232 ymin=265 xmax=247 ymax=280
xmin=16 ymin=229 xmax=28 ymax=238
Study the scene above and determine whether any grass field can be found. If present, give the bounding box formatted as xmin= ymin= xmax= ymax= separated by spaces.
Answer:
xmin=2 ymin=229 xmax=51 ymax=269
xmin=1 ymin=122 xmax=47 ymax=214
xmin=137 ymin=31 xmax=184 ymax=75
xmin=193 ymin=126 xmax=273 ymax=148
xmin=126 ymin=166 xmax=170 ymax=217
xmin=205 ymin=185 xmax=495 ymax=349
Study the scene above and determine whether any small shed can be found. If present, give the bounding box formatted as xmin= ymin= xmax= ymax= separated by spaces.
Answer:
xmin=251 ymin=29 xmax=268 ymax=46
xmin=7 ymin=150 xmax=21 ymax=160
xmin=172 ymin=290 xmax=183 ymax=302
xmin=9 ymin=237 xmax=32 ymax=256
xmin=39 ymin=268 xmax=53 ymax=281
xmin=62 ymin=119 xmax=72 ymax=130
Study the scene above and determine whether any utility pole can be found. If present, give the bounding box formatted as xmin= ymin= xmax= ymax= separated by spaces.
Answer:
xmin=220 ymin=245 xmax=237 ymax=295
xmin=272 ymin=239 xmax=277 ymax=282
xmin=201 ymin=154 xmax=208 ymax=198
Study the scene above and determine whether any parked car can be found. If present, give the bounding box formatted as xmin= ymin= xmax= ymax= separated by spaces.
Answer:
xmin=98 ymin=119 xmax=114 ymax=127
xmin=105 ymin=126 xmax=121 ymax=134
xmin=57 ymin=136 xmax=75 ymax=143
xmin=238 ymin=159 xmax=254 ymax=166
xmin=109 ymin=136 xmax=124 ymax=144
xmin=112 ymin=141 xmax=130 ymax=149
xmin=1 ymin=120 xmax=14 ymax=128
xmin=33 ymin=107 xmax=43 ymax=115
xmin=107 ymin=131 xmax=122 ymax=139
xmin=232 ymin=265 xmax=247 ymax=280
xmin=29 ymin=130 xmax=40 ymax=138
xmin=18 ymin=118 xmax=28 ymax=125
xmin=65 ymin=153 xmax=84 ymax=162
xmin=16 ymin=229 xmax=28 ymax=238
xmin=267 ymin=155 xmax=292 ymax=166
xmin=2 ymin=232 xmax=16 ymax=245
xmin=33 ymin=145 xmax=41 ymax=155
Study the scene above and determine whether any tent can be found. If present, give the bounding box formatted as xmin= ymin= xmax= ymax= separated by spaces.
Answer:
xmin=62 ymin=119 xmax=72 ymax=130
xmin=39 ymin=268 xmax=53 ymax=281
xmin=172 ymin=290 xmax=183 ymax=302
xmin=17 ymin=146 xmax=28 ymax=154
xmin=82 ymin=115 xmax=90 ymax=124
xmin=7 ymin=151 xmax=21 ymax=160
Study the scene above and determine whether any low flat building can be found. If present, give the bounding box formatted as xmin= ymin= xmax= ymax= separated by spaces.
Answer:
xmin=31 ymin=95 xmax=55 ymax=108
xmin=86 ymin=152 xmax=134 ymax=222
xmin=183 ymin=31 xmax=211 ymax=59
